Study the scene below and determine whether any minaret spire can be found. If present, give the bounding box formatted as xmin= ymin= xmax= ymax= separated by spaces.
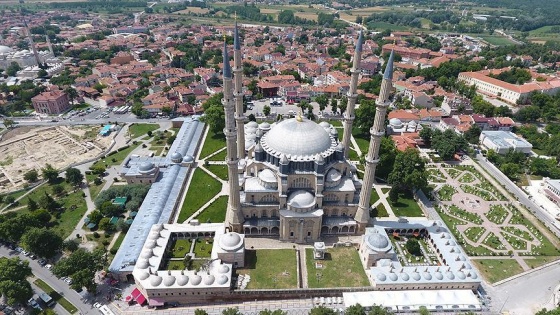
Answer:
xmin=22 ymin=14 xmax=41 ymax=67
xmin=233 ymin=20 xmax=246 ymax=159
xmin=355 ymin=50 xmax=395 ymax=232
xmin=46 ymin=35 xmax=54 ymax=57
xmin=341 ymin=29 xmax=364 ymax=159
xmin=223 ymin=39 xmax=244 ymax=232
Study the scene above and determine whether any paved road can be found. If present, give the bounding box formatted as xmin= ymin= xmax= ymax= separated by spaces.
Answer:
xmin=475 ymin=154 xmax=560 ymax=238
xmin=0 ymin=246 xmax=100 ymax=315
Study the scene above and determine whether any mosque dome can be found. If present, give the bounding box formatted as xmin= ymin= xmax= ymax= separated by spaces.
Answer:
xmin=259 ymin=122 xmax=271 ymax=131
xmin=319 ymin=121 xmax=331 ymax=128
xmin=183 ymin=155 xmax=194 ymax=163
xmin=246 ymin=121 xmax=258 ymax=128
xmin=150 ymin=275 xmax=163 ymax=286
xmin=140 ymin=249 xmax=153 ymax=259
xmin=137 ymin=270 xmax=150 ymax=280
xmin=217 ymin=274 xmax=229 ymax=285
xmin=423 ymin=272 xmax=432 ymax=280
xmin=137 ymin=259 xmax=150 ymax=269
xmin=190 ymin=274 xmax=202 ymax=285
xmin=145 ymin=240 xmax=156 ymax=249
xmin=434 ymin=271 xmax=444 ymax=280
xmin=261 ymin=117 xmax=334 ymax=159
xmin=148 ymin=232 xmax=160 ymax=240
xmin=138 ymin=162 xmax=155 ymax=173
xmin=203 ymin=275 xmax=215 ymax=285
xmin=470 ymin=272 xmax=478 ymax=279
xmin=287 ymin=190 xmax=315 ymax=209
xmin=218 ymin=264 xmax=230 ymax=274
xmin=219 ymin=232 xmax=243 ymax=251
xmin=456 ymin=271 xmax=466 ymax=280
xmin=365 ymin=231 xmax=390 ymax=251
xmin=388 ymin=273 xmax=398 ymax=281
xmin=170 ymin=152 xmax=183 ymax=163
xmin=0 ymin=46 xmax=13 ymax=54
xmin=325 ymin=168 xmax=342 ymax=184
xmin=389 ymin=118 xmax=403 ymax=128
xmin=400 ymin=272 xmax=410 ymax=281
xmin=446 ymin=271 xmax=455 ymax=280
xmin=376 ymin=273 xmax=386 ymax=281
xmin=258 ymin=169 xmax=276 ymax=183
xmin=177 ymin=275 xmax=189 ymax=286
xmin=163 ymin=275 xmax=176 ymax=286
xmin=411 ymin=271 xmax=421 ymax=281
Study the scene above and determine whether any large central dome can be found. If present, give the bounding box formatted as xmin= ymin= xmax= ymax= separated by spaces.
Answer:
xmin=261 ymin=117 xmax=335 ymax=158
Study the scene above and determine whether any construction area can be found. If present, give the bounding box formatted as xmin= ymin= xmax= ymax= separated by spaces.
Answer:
xmin=0 ymin=125 xmax=112 ymax=194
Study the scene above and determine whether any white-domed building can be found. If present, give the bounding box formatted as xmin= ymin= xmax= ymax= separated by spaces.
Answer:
xmin=239 ymin=115 xmax=363 ymax=242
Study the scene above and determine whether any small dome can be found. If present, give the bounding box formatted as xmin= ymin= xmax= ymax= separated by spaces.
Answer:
xmin=462 ymin=263 xmax=472 ymax=270
xmin=177 ymin=275 xmax=189 ymax=286
xmin=400 ymin=272 xmax=409 ymax=281
xmin=164 ymin=275 xmax=176 ymax=286
xmin=154 ymin=224 xmax=164 ymax=232
xmin=447 ymin=240 xmax=456 ymax=246
xmin=245 ymin=126 xmax=257 ymax=134
xmin=389 ymin=118 xmax=403 ymax=127
xmin=246 ymin=133 xmax=257 ymax=141
xmin=219 ymin=232 xmax=243 ymax=251
xmin=287 ymin=190 xmax=315 ymax=208
xmin=446 ymin=271 xmax=455 ymax=280
xmin=326 ymin=168 xmax=341 ymax=182
xmin=145 ymin=240 xmax=156 ymax=249
xmin=183 ymin=155 xmax=194 ymax=163
xmin=456 ymin=271 xmax=466 ymax=280
xmin=140 ymin=249 xmax=153 ymax=259
xmin=336 ymin=142 xmax=344 ymax=151
xmin=138 ymin=162 xmax=155 ymax=173
xmin=137 ymin=270 xmax=150 ymax=280
xmin=434 ymin=271 xmax=444 ymax=280
xmin=423 ymin=272 xmax=432 ymax=280
xmin=388 ymin=273 xmax=398 ymax=281
xmin=365 ymin=232 xmax=390 ymax=250
xmin=150 ymin=275 xmax=163 ymax=286
xmin=0 ymin=46 xmax=13 ymax=53
xmin=203 ymin=275 xmax=215 ymax=285
xmin=470 ymin=272 xmax=478 ymax=279
xmin=258 ymin=169 xmax=276 ymax=183
xmin=412 ymin=272 xmax=421 ymax=281
xmin=217 ymin=274 xmax=229 ymax=285
xmin=259 ymin=122 xmax=271 ymax=130
xmin=170 ymin=152 xmax=183 ymax=163
xmin=246 ymin=121 xmax=258 ymax=128
xmin=319 ymin=121 xmax=331 ymax=128
xmin=218 ymin=264 xmax=230 ymax=273
xmin=148 ymin=232 xmax=160 ymax=240
xmin=137 ymin=259 xmax=150 ymax=269
xmin=457 ymin=255 xmax=466 ymax=261
xmin=376 ymin=273 xmax=386 ymax=281
xmin=190 ymin=274 xmax=202 ymax=286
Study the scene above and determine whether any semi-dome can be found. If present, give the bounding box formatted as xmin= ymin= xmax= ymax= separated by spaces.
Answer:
xmin=150 ymin=275 xmax=163 ymax=286
xmin=0 ymin=46 xmax=13 ymax=53
xmin=137 ymin=270 xmax=150 ymax=280
xmin=217 ymin=274 xmax=229 ymax=285
xmin=177 ymin=275 xmax=189 ymax=286
xmin=376 ymin=273 xmax=386 ymax=281
xmin=170 ymin=152 xmax=183 ymax=163
xmin=258 ymin=169 xmax=276 ymax=183
xmin=219 ymin=232 xmax=243 ymax=251
xmin=190 ymin=274 xmax=202 ymax=285
xmin=203 ymin=275 xmax=215 ymax=285
xmin=164 ymin=275 xmax=176 ymax=286
xmin=261 ymin=117 xmax=334 ymax=159
xmin=138 ymin=162 xmax=155 ymax=173
xmin=365 ymin=232 xmax=390 ymax=251
xmin=218 ymin=264 xmax=230 ymax=273
xmin=287 ymin=190 xmax=315 ymax=208
xmin=326 ymin=168 xmax=342 ymax=183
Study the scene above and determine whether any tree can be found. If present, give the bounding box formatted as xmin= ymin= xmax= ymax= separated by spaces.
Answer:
xmin=418 ymin=306 xmax=430 ymax=315
xmin=339 ymin=96 xmax=348 ymax=115
xmin=6 ymin=61 xmax=21 ymax=76
xmin=195 ymin=310 xmax=209 ymax=315
xmin=39 ymin=192 xmax=59 ymax=212
xmin=62 ymin=239 xmax=79 ymax=252
xmin=388 ymin=188 xmax=399 ymax=204
xmin=316 ymin=94 xmax=328 ymax=111
xmin=309 ymin=306 xmax=337 ymax=315
xmin=65 ymin=167 xmax=84 ymax=187
xmin=32 ymin=209 xmax=51 ymax=225
xmin=355 ymin=99 xmax=376 ymax=135
xmin=200 ymin=93 xmax=225 ymax=134
xmin=0 ymin=280 xmax=32 ymax=305
xmin=377 ymin=137 xmax=397 ymax=180
xmin=21 ymin=228 xmax=63 ymax=259
xmin=263 ymin=105 xmax=271 ymax=116
xmin=99 ymin=201 xmax=121 ymax=217
xmin=368 ymin=305 xmax=394 ymax=315
xmin=388 ymin=149 xmax=428 ymax=194
xmin=345 ymin=304 xmax=366 ymax=315
xmin=0 ymin=257 xmax=33 ymax=305
xmin=41 ymin=164 xmax=59 ymax=183
xmin=330 ymin=98 xmax=338 ymax=114
xmin=259 ymin=310 xmax=287 ymax=315
xmin=222 ymin=308 xmax=243 ymax=315
xmin=90 ymin=164 xmax=106 ymax=176
xmin=65 ymin=87 xmax=78 ymax=105
xmin=51 ymin=184 xmax=64 ymax=196
xmin=464 ymin=124 xmax=482 ymax=144
xmin=3 ymin=119 xmax=15 ymax=129
xmin=419 ymin=127 xmax=433 ymax=145
xmin=27 ymin=198 xmax=38 ymax=212
xmin=23 ymin=169 xmax=39 ymax=183
xmin=87 ymin=210 xmax=103 ymax=225
xmin=405 ymin=238 xmax=422 ymax=256
xmin=52 ymin=248 xmax=103 ymax=293
xmin=4 ymin=195 xmax=15 ymax=205
xmin=98 ymin=217 xmax=113 ymax=231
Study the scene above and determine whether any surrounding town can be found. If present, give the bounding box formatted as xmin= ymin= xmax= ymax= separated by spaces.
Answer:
xmin=1 ymin=0 xmax=560 ymax=315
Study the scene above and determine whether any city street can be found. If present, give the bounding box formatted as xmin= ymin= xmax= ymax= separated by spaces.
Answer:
xmin=475 ymin=154 xmax=560 ymax=238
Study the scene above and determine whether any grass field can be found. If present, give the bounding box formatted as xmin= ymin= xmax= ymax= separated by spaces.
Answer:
xmin=196 ymin=196 xmax=227 ymax=223
xmin=527 ymin=26 xmax=560 ymax=43
xmin=367 ymin=21 xmax=410 ymax=31
xmin=171 ymin=239 xmax=191 ymax=258
xmin=372 ymin=202 xmax=389 ymax=217
xmin=390 ymin=193 xmax=424 ymax=217
xmin=53 ymin=191 xmax=88 ymax=238
xmin=480 ymin=34 xmax=518 ymax=46
xmin=177 ymin=169 xmax=222 ymax=222
xmin=193 ymin=239 xmax=213 ymax=258
xmin=306 ymin=247 xmax=369 ymax=288
xmin=86 ymin=174 xmax=105 ymax=200
xmin=34 ymin=279 xmax=78 ymax=314
xmin=93 ymin=143 xmax=140 ymax=168
xmin=110 ymin=232 xmax=126 ymax=253
xmin=236 ymin=249 xmax=297 ymax=289
xmin=471 ymin=259 xmax=524 ymax=284
xmin=369 ymin=189 xmax=381 ymax=206
xmin=199 ymin=129 xmax=226 ymax=159
xmin=173 ymin=7 xmax=210 ymax=14
xmin=205 ymin=164 xmax=228 ymax=181
xmin=128 ymin=123 xmax=159 ymax=139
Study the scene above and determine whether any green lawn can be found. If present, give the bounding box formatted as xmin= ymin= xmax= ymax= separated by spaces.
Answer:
xmin=437 ymin=184 xmax=457 ymax=201
xmin=171 ymin=239 xmax=191 ymax=258
xmin=94 ymin=143 xmax=141 ymax=168
xmin=0 ymin=189 xmax=28 ymax=208
xmin=33 ymin=279 xmax=78 ymax=314
xmin=372 ymin=202 xmax=389 ymax=217
xmin=390 ymin=194 xmax=424 ymax=217
xmin=199 ymin=129 xmax=226 ymax=159
xmin=368 ymin=21 xmax=410 ymax=31
xmin=480 ymin=34 xmax=518 ymax=46
xmin=53 ymin=190 xmax=88 ymax=238
xmin=128 ymin=123 xmax=159 ymax=138
xmin=196 ymin=196 xmax=227 ymax=223
xmin=369 ymin=189 xmax=380 ymax=206
xmin=110 ymin=232 xmax=126 ymax=252
xmin=177 ymin=169 xmax=222 ymax=222
xmin=205 ymin=164 xmax=228 ymax=181
xmin=86 ymin=173 xmax=105 ymax=200
xmin=208 ymin=149 xmax=227 ymax=161
xmin=236 ymin=249 xmax=298 ymax=289
xmin=306 ymin=247 xmax=369 ymax=288
xmin=193 ymin=239 xmax=213 ymax=258
xmin=524 ymin=257 xmax=560 ymax=269
xmin=471 ymin=259 xmax=524 ymax=283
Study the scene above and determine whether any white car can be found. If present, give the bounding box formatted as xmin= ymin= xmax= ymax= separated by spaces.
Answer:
xmin=45 ymin=264 xmax=52 ymax=270
xmin=64 ymin=278 xmax=73 ymax=285
xmin=93 ymin=302 xmax=102 ymax=309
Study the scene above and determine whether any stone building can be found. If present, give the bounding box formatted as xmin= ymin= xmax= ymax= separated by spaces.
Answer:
xmin=31 ymin=90 xmax=70 ymax=115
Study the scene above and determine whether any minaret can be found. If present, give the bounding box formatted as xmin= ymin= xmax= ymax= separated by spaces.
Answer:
xmin=341 ymin=30 xmax=364 ymax=158
xmin=223 ymin=39 xmax=244 ymax=233
xmin=355 ymin=50 xmax=395 ymax=232
xmin=46 ymin=35 xmax=54 ymax=57
xmin=233 ymin=21 xmax=246 ymax=159
xmin=22 ymin=16 xmax=41 ymax=67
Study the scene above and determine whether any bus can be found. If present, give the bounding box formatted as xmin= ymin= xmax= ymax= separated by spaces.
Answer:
xmin=38 ymin=292 xmax=55 ymax=307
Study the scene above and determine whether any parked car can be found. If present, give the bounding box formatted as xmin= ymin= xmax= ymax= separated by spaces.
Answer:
xmin=38 ymin=259 xmax=46 ymax=266
xmin=44 ymin=264 xmax=52 ymax=270
xmin=28 ymin=298 xmax=42 ymax=311
xmin=93 ymin=302 xmax=102 ymax=309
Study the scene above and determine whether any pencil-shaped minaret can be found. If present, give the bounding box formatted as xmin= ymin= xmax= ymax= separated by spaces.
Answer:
xmin=46 ymin=35 xmax=54 ymax=56
xmin=355 ymin=50 xmax=395 ymax=232
xmin=233 ymin=21 xmax=246 ymax=159
xmin=223 ymin=39 xmax=243 ymax=232
xmin=341 ymin=30 xmax=364 ymax=159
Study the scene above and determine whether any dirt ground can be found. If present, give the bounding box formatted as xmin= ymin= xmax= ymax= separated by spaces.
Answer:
xmin=0 ymin=125 xmax=112 ymax=194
